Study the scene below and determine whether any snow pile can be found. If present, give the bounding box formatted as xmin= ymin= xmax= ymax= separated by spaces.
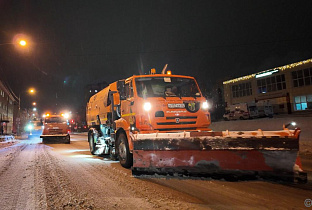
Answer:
xmin=210 ymin=116 xmax=312 ymax=154
xmin=0 ymin=135 xmax=17 ymax=149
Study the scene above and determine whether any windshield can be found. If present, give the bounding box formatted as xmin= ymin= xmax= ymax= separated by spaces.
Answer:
xmin=45 ymin=117 xmax=66 ymax=123
xmin=135 ymin=77 xmax=200 ymax=98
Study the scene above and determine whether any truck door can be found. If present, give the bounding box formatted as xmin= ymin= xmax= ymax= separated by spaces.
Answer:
xmin=121 ymin=80 xmax=135 ymax=130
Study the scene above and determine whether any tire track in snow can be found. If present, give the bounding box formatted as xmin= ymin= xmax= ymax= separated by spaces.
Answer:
xmin=37 ymin=144 xmax=95 ymax=209
xmin=0 ymin=140 xmax=41 ymax=210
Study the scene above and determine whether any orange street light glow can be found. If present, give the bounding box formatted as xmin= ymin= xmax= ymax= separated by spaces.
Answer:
xmin=19 ymin=40 xmax=27 ymax=46
xmin=29 ymin=88 xmax=35 ymax=94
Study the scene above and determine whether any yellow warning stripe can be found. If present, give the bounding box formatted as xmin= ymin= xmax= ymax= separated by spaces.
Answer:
xmin=121 ymin=113 xmax=136 ymax=117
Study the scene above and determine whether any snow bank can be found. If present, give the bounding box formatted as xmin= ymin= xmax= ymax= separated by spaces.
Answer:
xmin=210 ymin=116 xmax=312 ymax=154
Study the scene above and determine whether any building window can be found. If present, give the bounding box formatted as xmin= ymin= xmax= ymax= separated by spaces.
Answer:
xmin=257 ymin=74 xmax=286 ymax=93
xmin=0 ymin=90 xmax=4 ymax=97
xmin=292 ymin=68 xmax=312 ymax=87
xmin=294 ymin=95 xmax=312 ymax=111
xmin=231 ymin=82 xmax=252 ymax=98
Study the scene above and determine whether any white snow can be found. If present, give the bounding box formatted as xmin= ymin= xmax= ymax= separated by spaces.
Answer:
xmin=210 ymin=115 xmax=312 ymax=154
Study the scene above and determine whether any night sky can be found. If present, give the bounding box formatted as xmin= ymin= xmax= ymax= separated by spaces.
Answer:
xmin=1 ymin=0 xmax=312 ymax=114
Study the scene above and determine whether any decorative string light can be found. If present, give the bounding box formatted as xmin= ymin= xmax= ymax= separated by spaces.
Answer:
xmin=223 ymin=58 xmax=312 ymax=85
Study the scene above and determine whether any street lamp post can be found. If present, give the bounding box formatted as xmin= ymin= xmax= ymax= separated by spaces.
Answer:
xmin=17 ymin=88 xmax=36 ymax=135
xmin=18 ymin=88 xmax=35 ymax=110
xmin=0 ymin=34 xmax=32 ymax=135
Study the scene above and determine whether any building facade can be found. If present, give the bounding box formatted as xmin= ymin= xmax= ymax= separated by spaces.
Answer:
xmin=223 ymin=58 xmax=312 ymax=114
xmin=0 ymin=80 xmax=17 ymax=134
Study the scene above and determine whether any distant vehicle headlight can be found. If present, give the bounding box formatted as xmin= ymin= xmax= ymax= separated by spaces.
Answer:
xmin=202 ymin=101 xmax=210 ymax=110
xmin=27 ymin=124 xmax=33 ymax=131
xmin=143 ymin=102 xmax=152 ymax=111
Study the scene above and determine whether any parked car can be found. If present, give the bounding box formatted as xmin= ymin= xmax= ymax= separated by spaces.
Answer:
xmin=256 ymin=101 xmax=273 ymax=118
xmin=223 ymin=102 xmax=259 ymax=120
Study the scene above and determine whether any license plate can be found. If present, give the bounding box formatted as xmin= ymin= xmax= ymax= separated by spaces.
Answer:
xmin=168 ymin=103 xmax=185 ymax=109
xmin=52 ymin=127 xmax=59 ymax=129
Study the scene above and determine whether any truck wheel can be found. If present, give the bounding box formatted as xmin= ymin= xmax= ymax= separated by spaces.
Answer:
xmin=117 ymin=133 xmax=133 ymax=168
xmin=89 ymin=132 xmax=96 ymax=155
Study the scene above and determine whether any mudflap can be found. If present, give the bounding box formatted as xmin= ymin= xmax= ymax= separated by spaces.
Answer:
xmin=131 ymin=130 xmax=307 ymax=182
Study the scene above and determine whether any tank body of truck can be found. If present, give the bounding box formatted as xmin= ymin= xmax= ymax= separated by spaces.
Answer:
xmin=86 ymin=71 xmax=306 ymax=182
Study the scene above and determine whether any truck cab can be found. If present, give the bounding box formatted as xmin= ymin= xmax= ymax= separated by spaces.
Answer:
xmin=123 ymin=74 xmax=211 ymax=132
xmin=40 ymin=114 xmax=70 ymax=144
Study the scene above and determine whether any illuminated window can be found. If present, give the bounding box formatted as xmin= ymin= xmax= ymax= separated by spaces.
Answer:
xmin=292 ymin=68 xmax=312 ymax=87
xmin=294 ymin=95 xmax=312 ymax=111
xmin=257 ymin=74 xmax=286 ymax=93
xmin=231 ymin=82 xmax=252 ymax=98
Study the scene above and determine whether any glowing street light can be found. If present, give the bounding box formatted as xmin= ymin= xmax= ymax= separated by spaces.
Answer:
xmin=29 ymin=88 xmax=35 ymax=94
xmin=19 ymin=88 xmax=36 ymax=110
xmin=32 ymin=102 xmax=37 ymax=106
xmin=19 ymin=40 xmax=27 ymax=46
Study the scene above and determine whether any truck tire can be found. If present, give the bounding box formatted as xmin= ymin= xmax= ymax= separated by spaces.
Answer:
xmin=89 ymin=132 xmax=96 ymax=155
xmin=117 ymin=133 xmax=133 ymax=168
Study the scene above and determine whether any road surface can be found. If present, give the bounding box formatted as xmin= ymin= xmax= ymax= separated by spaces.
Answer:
xmin=0 ymin=134 xmax=311 ymax=209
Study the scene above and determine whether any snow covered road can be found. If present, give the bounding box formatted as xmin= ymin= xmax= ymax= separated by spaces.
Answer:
xmin=0 ymin=133 xmax=311 ymax=209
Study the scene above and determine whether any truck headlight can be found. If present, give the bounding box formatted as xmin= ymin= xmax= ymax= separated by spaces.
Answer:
xmin=143 ymin=102 xmax=152 ymax=111
xmin=202 ymin=101 xmax=209 ymax=110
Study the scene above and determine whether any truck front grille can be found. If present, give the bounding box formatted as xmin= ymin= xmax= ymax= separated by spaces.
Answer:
xmin=48 ymin=129 xmax=63 ymax=134
xmin=166 ymin=116 xmax=197 ymax=120
xmin=157 ymin=127 xmax=197 ymax=131
xmin=157 ymin=121 xmax=196 ymax=125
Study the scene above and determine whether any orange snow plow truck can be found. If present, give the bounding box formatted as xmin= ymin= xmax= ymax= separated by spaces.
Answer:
xmin=86 ymin=69 xmax=307 ymax=182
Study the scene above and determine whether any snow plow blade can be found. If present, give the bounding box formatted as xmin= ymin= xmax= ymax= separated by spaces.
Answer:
xmin=41 ymin=134 xmax=70 ymax=144
xmin=132 ymin=128 xmax=307 ymax=182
